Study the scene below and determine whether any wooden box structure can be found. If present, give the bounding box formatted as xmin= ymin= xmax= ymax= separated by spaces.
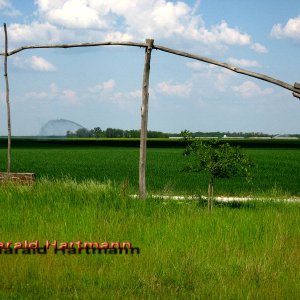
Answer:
xmin=0 ymin=172 xmax=35 ymax=185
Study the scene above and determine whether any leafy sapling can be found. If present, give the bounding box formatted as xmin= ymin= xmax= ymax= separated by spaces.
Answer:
xmin=181 ymin=131 xmax=254 ymax=211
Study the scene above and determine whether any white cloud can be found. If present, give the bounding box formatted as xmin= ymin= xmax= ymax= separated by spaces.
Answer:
xmin=251 ymin=42 xmax=268 ymax=53
xmin=186 ymin=61 xmax=235 ymax=93
xmin=191 ymin=0 xmax=201 ymax=15
xmin=186 ymin=61 xmax=203 ymax=71
xmin=24 ymin=83 xmax=79 ymax=105
xmin=186 ymin=61 xmax=217 ymax=72
xmin=24 ymin=91 xmax=49 ymax=99
xmin=24 ymin=83 xmax=57 ymax=100
xmin=208 ymin=21 xmax=251 ymax=46
xmin=214 ymin=69 xmax=235 ymax=92
xmin=102 ymin=79 xmax=115 ymax=90
xmin=86 ymin=80 xmax=142 ymax=110
xmin=7 ymin=22 xmax=60 ymax=44
xmin=38 ymin=0 xmax=108 ymax=29
xmin=0 ymin=0 xmax=254 ymax=53
xmin=0 ymin=0 xmax=8 ymax=7
xmin=129 ymin=89 xmax=142 ymax=98
xmin=0 ymin=0 xmax=21 ymax=17
xmin=60 ymin=89 xmax=79 ymax=104
xmin=271 ymin=15 xmax=300 ymax=43
xmin=232 ymin=81 xmax=273 ymax=98
xmin=88 ymin=79 xmax=116 ymax=93
xmin=171 ymin=20 xmax=251 ymax=50
xmin=227 ymin=57 xmax=260 ymax=68
xmin=157 ymin=81 xmax=192 ymax=97
xmin=13 ymin=55 xmax=56 ymax=71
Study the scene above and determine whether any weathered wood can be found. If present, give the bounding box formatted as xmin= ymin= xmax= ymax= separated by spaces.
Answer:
xmin=0 ymin=38 xmax=298 ymax=95
xmin=0 ymin=41 xmax=147 ymax=56
xmin=139 ymin=39 xmax=154 ymax=199
xmin=295 ymin=82 xmax=300 ymax=90
xmin=3 ymin=23 xmax=11 ymax=173
xmin=154 ymin=44 xmax=299 ymax=94
xmin=0 ymin=172 xmax=35 ymax=185
xmin=293 ymin=92 xmax=300 ymax=99
xmin=208 ymin=179 xmax=214 ymax=212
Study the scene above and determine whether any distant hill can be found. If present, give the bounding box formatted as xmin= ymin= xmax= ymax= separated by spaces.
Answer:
xmin=39 ymin=119 xmax=84 ymax=136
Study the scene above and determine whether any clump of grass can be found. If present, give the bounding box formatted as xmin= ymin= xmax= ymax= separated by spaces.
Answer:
xmin=0 ymin=179 xmax=299 ymax=298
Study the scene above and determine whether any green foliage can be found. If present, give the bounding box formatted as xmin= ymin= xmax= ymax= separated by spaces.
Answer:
xmin=66 ymin=127 xmax=171 ymax=138
xmin=183 ymin=138 xmax=254 ymax=182
xmin=90 ymin=126 xmax=103 ymax=138
xmin=182 ymin=131 xmax=255 ymax=210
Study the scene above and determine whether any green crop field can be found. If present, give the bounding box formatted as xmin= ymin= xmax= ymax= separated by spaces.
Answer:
xmin=0 ymin=140 xmax=299 ymax=298
xmin=0 ymin=141 xmax=299 ymax=196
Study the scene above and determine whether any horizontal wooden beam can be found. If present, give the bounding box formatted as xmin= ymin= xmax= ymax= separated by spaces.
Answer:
xmin=295 ymin=82 xmax=300 ymax=90
xmin=0 ymin=41 xmax=147 ymax=56
xmin=0 ymin=37 xmax=299 ymax=96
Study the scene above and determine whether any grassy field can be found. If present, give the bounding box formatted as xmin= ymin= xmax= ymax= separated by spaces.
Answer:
xmin=0 ymin=145 xmax=299 ymax=197
xmin=0 ymin=180 xmax=299 ymax=299
xmin=0 ymin=141 xmax=299 ymax=298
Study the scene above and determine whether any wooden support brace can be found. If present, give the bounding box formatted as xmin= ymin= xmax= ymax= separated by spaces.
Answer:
xmin=294 ymin=82 xmax=300 ymax=90
xmin=139 ymin=38 xmax=154 ymax=199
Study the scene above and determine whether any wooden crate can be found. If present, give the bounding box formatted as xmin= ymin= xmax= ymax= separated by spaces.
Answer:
xmin=0 ymin=172 xmax=35 ymax=185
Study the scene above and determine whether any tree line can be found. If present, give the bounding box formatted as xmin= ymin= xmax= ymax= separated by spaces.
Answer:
xmin=66 ymin=127 xmax=300 ymax=138
xmin=66 ymin=127 xmax=170 ymax=138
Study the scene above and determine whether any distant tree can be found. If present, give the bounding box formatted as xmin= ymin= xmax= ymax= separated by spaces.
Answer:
xmin=66 ymin=130 xmax=76 ymax=137
xmin=91 ymin=127 xmax=102 ymax=138
xmin=75 ymin=128 xmax=91 ymax=138
xmin=182 ymin=131 xmax=254 ymax=211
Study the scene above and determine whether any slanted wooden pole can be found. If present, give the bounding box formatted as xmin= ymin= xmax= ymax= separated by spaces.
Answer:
xmin=3 ymin=23 xmax=11 ymax=173
xmin=294 ymin=82 xmax=300 ymax=99
xmin=139 ymin=39 xmax=154 ymax=199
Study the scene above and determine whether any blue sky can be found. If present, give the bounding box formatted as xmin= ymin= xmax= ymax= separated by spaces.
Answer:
xmin=0 ymin=0 xmax=299 ymax=135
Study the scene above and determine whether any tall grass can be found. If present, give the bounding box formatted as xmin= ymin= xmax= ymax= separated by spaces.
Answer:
xmin=0 ymin=179 xmax=299 ymax=299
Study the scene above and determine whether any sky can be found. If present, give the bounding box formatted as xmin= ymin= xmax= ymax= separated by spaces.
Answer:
xmin=0 ymin=0 xmax=299 ymax=135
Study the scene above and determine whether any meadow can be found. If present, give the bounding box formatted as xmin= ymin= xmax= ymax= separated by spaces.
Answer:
xmin=0 ymin=139 xmax=299 ymax=299
xmin=0 ymin=180 xmax=299 ymax=299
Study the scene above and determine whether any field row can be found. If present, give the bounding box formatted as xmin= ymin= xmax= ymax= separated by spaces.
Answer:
xmin=1 ymin=137 xmax=300 ymax=148
xmin=0 ymin=146 xmax=299 ymax=196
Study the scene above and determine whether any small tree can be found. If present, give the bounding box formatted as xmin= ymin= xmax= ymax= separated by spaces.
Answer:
xmin=182 ymin=131 xmax=254 ymax=211
xmin=75 ymin=128 xmax=91 ymax=138
xmin=91 ymin=127 xmax=102 ymax=138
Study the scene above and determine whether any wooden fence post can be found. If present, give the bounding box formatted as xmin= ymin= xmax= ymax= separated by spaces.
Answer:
xmin=3 ymin=23 xmax=12 ymax=173
xmin=139 ymin=39 xmax=154 ymax=199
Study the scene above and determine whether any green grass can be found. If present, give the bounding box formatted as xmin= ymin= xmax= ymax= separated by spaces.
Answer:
xmin=0 ymin=146 xmax=299 ymax=196
xmin=0 ymin=179 xmax=299 ymax=299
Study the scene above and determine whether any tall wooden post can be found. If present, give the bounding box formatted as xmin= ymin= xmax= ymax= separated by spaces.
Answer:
xmin=139 ymin=39 xmax=154 ymax=199
xmin=3 ymin=23 xmax=11 ymax=173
